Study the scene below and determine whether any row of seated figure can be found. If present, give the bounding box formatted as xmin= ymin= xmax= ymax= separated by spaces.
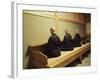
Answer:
xmin=43 ymin=27 xmax=83 ymax=58
xmin=60 ymin=31 xmax=81 ymax=51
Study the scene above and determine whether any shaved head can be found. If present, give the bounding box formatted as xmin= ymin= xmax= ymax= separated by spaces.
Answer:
xmin=65 ymin=29 xmax=69 ymax=34
xmin=50 ymin=27 xmax=56 ymax=35
xmin=50 ymin=27 xmax=55 ymax=31
xmin=76 ymin=29 xmax=79 ymax=33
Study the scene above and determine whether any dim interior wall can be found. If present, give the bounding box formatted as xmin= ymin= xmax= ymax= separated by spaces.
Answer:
xmin=57 ymin=20 xmax=86 ymax=41
xmin=23 ymin=12 xmax=86 ymax=69
xmin=23 ymin=13 xmax=55 ymax=69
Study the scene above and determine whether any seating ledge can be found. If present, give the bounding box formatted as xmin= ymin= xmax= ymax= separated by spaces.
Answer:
xmin=28 ymin=43 xmax=90 ymax=68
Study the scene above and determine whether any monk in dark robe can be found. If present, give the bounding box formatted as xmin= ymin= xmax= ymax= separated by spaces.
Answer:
xmin=73 ymin=29 xmax=82 ymax=47
xmin=44 ymin=27 xmax=61 ymax=58
xmin=61 ymin=30 xmax=74 ymax=51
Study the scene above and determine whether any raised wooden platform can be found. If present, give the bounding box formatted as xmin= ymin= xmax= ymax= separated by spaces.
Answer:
xmin=47 ymin=43 xmax=90 ymax=68
xmin=28 ymin=43 xmax=90 ymax=68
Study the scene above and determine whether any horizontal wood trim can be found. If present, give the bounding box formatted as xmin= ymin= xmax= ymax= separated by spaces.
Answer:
xmin=24 ymin=12 xmax=84 ymax=25
xmin=24 ymin=12 xmax=55 ymax=19
xmin=57 ymin=17 xmax=84 ymax=25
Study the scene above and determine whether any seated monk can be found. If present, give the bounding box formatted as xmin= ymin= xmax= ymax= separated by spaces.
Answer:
xmin=44 ymin=27 xmax=61 ymax=58
xmin=73 ymin=29 xmax=82 ymax=47
xmin=61 ymin=30 xmax=74 ymax=51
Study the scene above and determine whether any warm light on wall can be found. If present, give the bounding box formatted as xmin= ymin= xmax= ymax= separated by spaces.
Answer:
xmin=23 ymin=11 xmax=90 ymax=69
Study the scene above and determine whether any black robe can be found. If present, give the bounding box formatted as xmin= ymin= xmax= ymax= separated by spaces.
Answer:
xmin=44 ymin=34 xmax=61 ymax=58
xmin=61 ymin=33 xmax=73 ymax=51
xmin=73 ymin=33 xmax=81 ymax=47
